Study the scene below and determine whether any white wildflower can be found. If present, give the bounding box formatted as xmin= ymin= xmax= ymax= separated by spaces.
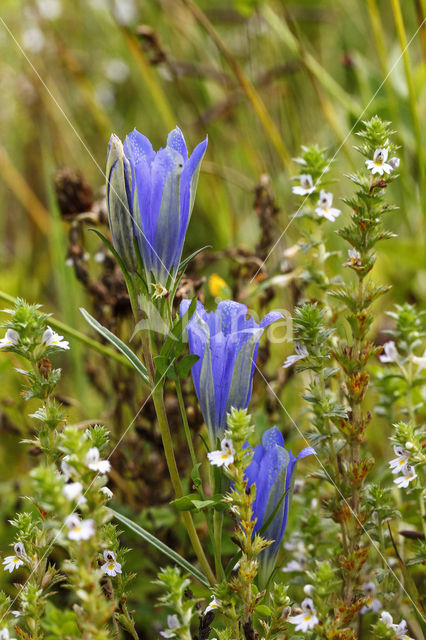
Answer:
xmin=380 ymin=611 xmax=393 ymax=627
xmin=86 ymin=447 xmax=111 ymax=474
xmin=63 ymin=481 xmax=86 ymax=504
xmin=283 ymin=343 xmax=308 ymax=368
xmin=205 ymin=596 xmax=221 ymax=614
xmin=0 ymin=629 xmax=17 ymax=640
xmin=22 ymin=26 xmax=45 ymax=53
xmin=344 ymin=248 xmax=362 ymax=267
xmin=389 ymin=157 xmax=400 ymax=170
xmin=288 ymin=598 xmax=319 ymax=632
xmin=379 ymin=341 xmax=398 ymax=363
xmin=100 ymin=486 xmax=113 ymax=499
xmin=394 ymin=619 xmax=414 ymax=640
xmin=42 ymin=326 xmax=70 ymax=350
xmin=36 ymin=0 xmax=62 ymax=20
xmin=366 ymin=148 xmax=393 ymax=175
xmin=360 ymin=581 xmax=382 ymax=614
xmin=411 ymin=348 xmax=426 ymax=373
xmin=389 ymin=445 xmax=410 ymax=475
xmin=101 ymin=550 xmax=122 ymax=577
xmin=160 ymin=614 xmax=180 ymax=638
xmin=394 ymin=463 xmax=417 ymax=489
xmin=65 ymin=515 xmax=95 ymax=541
xmin=207 ymin=438 xmax=235 ymax=468
xmin=292 ymin=174 xmax=315 ymax=196
xmin=0 ymin=329 xmax=20 ymax=349
xmin=3 ymin=542 xmax=26 ymax=573
xmin=315 ymin=190 xmax=341 ymax=222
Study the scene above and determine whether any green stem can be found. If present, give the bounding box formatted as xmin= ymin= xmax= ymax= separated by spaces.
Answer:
xmin=420 ymin=489 xmax=426 ymax=538
xmin=175 ymin=378 xmax=197 ymax=469
xmin=213 ymin=510 xmax=224 ymax=580
xmin=152 ymin=387 xmax=216 ymax=585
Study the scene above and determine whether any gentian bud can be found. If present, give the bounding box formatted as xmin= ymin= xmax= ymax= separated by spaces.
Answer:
xmin=106 ymin=134 xmax=138 ymax=273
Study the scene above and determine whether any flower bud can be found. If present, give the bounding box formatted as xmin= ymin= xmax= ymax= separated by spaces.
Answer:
xmin=106 ymin=134 xmax=138 ymax=273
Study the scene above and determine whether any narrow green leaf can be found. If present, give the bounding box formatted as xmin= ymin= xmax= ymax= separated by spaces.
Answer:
xmin=79 ymin=308 xmax=149 ymax=385
xmin=111 ymin=509 xmax=209 ymax=587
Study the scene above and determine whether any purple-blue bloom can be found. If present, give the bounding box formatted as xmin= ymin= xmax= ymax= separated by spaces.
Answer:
xmin=180 ymin=299 xmax=282 ymax=444
xmin=106 ymin=127 xmax=207 ymax=285
xmin=245 ymin=426 xmax=314 ymax=584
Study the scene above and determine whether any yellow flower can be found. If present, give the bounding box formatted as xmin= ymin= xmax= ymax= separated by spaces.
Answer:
xmin=209 ymin=273 xmax=228 ymax=298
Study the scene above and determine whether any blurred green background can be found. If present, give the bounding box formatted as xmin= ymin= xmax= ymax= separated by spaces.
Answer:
xmin=0 ymin=0 xmax=425 ymax=633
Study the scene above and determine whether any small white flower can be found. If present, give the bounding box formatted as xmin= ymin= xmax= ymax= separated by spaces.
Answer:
xmin=207 ymin=438 xmax=235 ymax=468
xmin=344 ymin=247 xmax=362 ymax=266
xmin=101 ymin=550 xmax=122 ymax=577
xmin=292 ymin=174 xmax=315 ymax=196
xmin=315 ymin=190 xmax=341 ymax=222
xmin=393 ymin=619 xmax=414 ymax=640
xmin=205 ymin=596 xmax=221 ymax=613
xmin=94 ymin=251 xmax=105 ymax=263
xmin=36 ymin=0 xmax=62 ymax=20
xmin=42 ymin=326 xmax=70 ymax=350
xmin=0 ymin=329 xmax=20 ymax=349
xmin=360 ymin=581 xmax=382 ymax=614
xmin=389 ymin=157 xmax=400 ymax=170
xmin=282 ymin=559 xmax=304 ymax=572
xmin=379 ymin=341 xmax=398 ymax=363
xmin=283 ymin=343 xmax=308 ymax=368
xmin=288 ymin=598 xmax=319 ymax=632
xmin=411 ymin=349 xmax=426 ymax=373
xmin=104 ymin=59 xmax=130 ymax=84
xmin=160 ymin=614 xmax=180 ymax=638
xmin=86 ymin=447 xmax=111 ymax=474
xmin=3 ymin=555 xmax=24 ymax=573
xmin=389 ymin=446 xmax=410 ymax=475
xmin=394 ymin=463 xmax=417 ymax=489
xmin=22 ymin=26 xmax=45 ymax=53
xmin=380 ymin=611 xmax=393 ymax=627
xmin=63 ymin=482 xmax=86 ymax=504
xmin=0 ymin=629 xmax=17 ymax=640
xmin=61 ymin=455 xmax=76 ymax=479
xmin=100 ymin=486 xmax=113 ymax=499
xmin=65 ymin=515 xmax=95 ymax=540
xmin=366 ymin=148 xmax=393 ymax=176
xmin=303 ymin=584 xmax=315 ymax=596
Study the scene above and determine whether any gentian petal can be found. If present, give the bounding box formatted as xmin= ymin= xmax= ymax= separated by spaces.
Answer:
xmin=167 ymin=126 xmax=188 ymax=162
xmin=178 ymin=137 xmax=208 ymax=250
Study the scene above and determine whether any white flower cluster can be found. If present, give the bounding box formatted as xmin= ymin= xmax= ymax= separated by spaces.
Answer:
xmin=0 ymin=326 xmax=69 ymax=350
xmin=292 ymin=175 xmax=341 ymax=223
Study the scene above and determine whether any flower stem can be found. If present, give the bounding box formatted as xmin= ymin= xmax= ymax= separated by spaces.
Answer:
xmin=175 ymin=378 xmax=197 ymax=469
xmin=151 ymin=387 xmax=216 ymax=585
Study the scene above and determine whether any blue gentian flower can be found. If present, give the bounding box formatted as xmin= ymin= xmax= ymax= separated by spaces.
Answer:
xmin=245 ymin=426 xmax=314 ymax=584
xmin=106 ymin=127 xmax=207 ymax=286
xmin=180 ymin=299 xmax=282 ymax=444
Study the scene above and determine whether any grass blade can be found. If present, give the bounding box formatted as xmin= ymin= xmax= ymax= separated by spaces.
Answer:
xmin=80 ymin=307 xmax=149 ymax=384
xmin=111 ymin=508 xmax=210 ymax=587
